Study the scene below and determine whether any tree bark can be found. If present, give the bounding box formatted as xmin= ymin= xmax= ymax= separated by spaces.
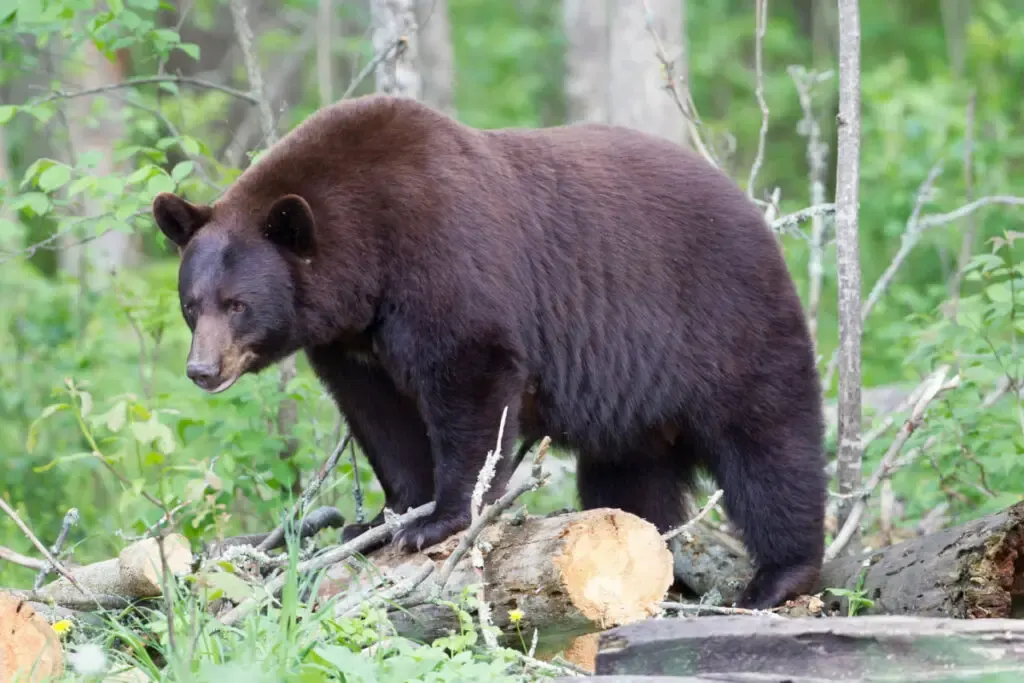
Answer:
xmin=563 ymin=0 xmax=610 ymax=124
xmin=819 ymin=501 xmax=1024 ymax=619
xmin=607 ymin=0 xmax=688 ymax=147
xmin=317 ymin=508 xmax=674 ymax=654
xmin=593 ymin=615 xmax=1024 ymax=681
xmin=833 ymin=0 xmax=863 ymax=550
xmin=416 ymin=0 xmax=454 ymax=115
xmin=372 ymin=0 xmax=421 ymax=99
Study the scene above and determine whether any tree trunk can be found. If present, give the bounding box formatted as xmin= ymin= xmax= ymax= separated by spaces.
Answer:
xmin=416 ymin=0 xmax=454 ymax=115
xmin=833 ymin=0 xmax=863 ymax=550
xmin=607 ymin=0 xmax=688 ymax=147
xmin=591 ymin=615 xmax=1024 ymax=681
xmin=372 ymin=0 xmax=421 ymax=99
xmin=563 ymin=0 xmax=610 ymax=124
xmin=317 ymin=508 xmax=674 ymax=654
xmin=59 ymin=41 xmax=140 ymax=286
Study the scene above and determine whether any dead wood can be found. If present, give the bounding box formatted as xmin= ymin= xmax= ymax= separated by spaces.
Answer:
xmin=594 ymin=614 xmax=1024 ymax=681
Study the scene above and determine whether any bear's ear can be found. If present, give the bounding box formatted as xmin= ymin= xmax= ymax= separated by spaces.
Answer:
xmin=264 ymin=194 xmax=316 ymax=259
xmin=152 ymin=192 xmax=212 ymax=249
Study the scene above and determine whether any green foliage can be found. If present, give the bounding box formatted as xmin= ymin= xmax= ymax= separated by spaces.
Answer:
xmin=1 ymin=0 xmax=1024 ymax=677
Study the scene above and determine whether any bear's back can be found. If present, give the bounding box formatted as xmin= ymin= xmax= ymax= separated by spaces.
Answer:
xmin=476 ymin=123 xmax=814 ymax=450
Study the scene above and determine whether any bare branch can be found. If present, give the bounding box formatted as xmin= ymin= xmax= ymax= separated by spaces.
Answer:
xmin=0 ymin=498 xmax=91 ymax=601
xmin=24 ymin=75 xmax=258 ymax=107
xmin=833 ymin=0 xmax=863 ymax=545
xmin=341 ymin=37 xmax=405 ymax=101
xmin=918 ymin=195 xmax=1024 ymax=230
xmin=770 ymin=203 xmax=835 ymax=236
xmin=660 ymin=601 xmax=785 ymax=619
xmin=33 ymin=508 xmax=79 ymax=591
xmin=435 ymin=437 xmax=551 ymax=590
xmin=641 ymin=0 xmax=719 ymax=168
xmin=662 ymin=489 xmax=725 ymax=542
xmin=825 ymin=367 xmax=960 ymax=562
xmin=257 ymin=432 xmax=351 ymax=553
xmin=0 ymin=545 xmax=46 ymax=571
xmin=218 ymin=501 xmax=436 ymax=626
xmin=746 ymin=0 xmax=770 ymax=199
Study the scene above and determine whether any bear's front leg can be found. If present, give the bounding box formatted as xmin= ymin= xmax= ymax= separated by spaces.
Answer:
xmin=391 ymin=336 xmax=526 ymax=553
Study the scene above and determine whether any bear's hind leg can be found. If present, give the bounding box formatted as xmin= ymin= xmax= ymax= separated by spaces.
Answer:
xmin=711 ymin=431 xmax=826 ymax=609
xmin=576 ymin=452 xmax=694 ymax=533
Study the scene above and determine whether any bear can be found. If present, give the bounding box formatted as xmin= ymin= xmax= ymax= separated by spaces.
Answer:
xmin=151 ymin=93 xmax=826 ymax=609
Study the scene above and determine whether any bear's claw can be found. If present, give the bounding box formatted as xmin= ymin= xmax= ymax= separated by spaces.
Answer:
xmin=392 ymin=510 xmax=470 ymax=553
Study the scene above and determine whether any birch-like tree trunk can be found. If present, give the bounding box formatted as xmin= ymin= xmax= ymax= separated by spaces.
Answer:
xmin=317 ymin=0 xmax=335 ymax=105
xmin=564 ymin=0 xmax=688 ymax=148
xmin=59 ymin=42 xmax=140 ymax=286
xmin=563 ymin=0 xmax=610 ymax=124
xmin=416 ymin=0 xmax=454 ymax=115
xmin=833 ymin=0 xmax=863 ymax=546
xmin=607 ymin=0 xmax=688 ymax=147
xmin=372 ymin=0 xmax=421 ymax=99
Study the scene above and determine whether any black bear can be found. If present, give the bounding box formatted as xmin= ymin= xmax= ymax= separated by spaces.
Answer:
xmin=152 ymin=93 xmax=826 ymax=609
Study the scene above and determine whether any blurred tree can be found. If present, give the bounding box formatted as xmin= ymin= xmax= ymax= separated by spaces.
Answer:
xmin=59 ymin=42 xmax=141 ymax=286
xmin=563 ymin=0 xmax=609 ymax=124
xmin=608 ymin=0 xmax=688 ymax=147
xmin=417 ymin=0 xmax=455 ymax=115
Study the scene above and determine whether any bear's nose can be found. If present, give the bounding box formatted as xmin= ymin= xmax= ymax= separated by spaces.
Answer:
xmin=186 ymin=361 xmax=219 ymax=385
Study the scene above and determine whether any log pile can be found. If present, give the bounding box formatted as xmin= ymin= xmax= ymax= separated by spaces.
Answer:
xmin=317 ymin=507 xmax=675 ymax=654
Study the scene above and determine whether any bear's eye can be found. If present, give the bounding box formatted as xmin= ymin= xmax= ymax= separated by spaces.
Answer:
xmin=228 ymin=300 xmax=248 ymax=315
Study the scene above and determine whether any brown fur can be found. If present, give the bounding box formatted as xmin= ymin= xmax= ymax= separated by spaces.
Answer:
xmin=152 ymin=94 xmax=826 ymax=609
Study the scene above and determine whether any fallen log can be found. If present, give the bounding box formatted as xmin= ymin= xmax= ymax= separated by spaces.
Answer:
xmin=317 ymin=507 xmax=674 ymax=654
xmin=593 ymin=615 xmax=1024 ymax=681
xmin=818 ymin=500 xmax=1024 ymax=618
xmin=0 ymin=593 xmax=65 ymax=682
xmin=18 ymin=533 xmax=193 ymax=611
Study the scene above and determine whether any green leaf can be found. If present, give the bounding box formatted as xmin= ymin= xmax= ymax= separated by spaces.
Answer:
xmin=200 ymin=571 xmax=255 ymax=603
xmin=107 ymin=0 xmax=124 ymax=14
xmin=181 ymin=136 xmax=200 ymax=156
xmin=986 ymin=282 xmax=1011 ymax=303
xmin=0 ymin=105 xmax=15 ymax=124
xmin=171 ymin=160 xmax=194 ymax=183
xmin=20 ymin=192 xmax=50 ymax=216
xmin=25 ymin=403 xmax=69 ymax=453
xmin=34 ymin=451 xmax=95 ymax=474
xmin=147 ymin=172 xmax=176 ymax=196
xmin=130 ymin=415 xmax=176 ymax=455
xmin=77 ymin=390 xmax=93 ymax=418
xmin=158 ymin=81 xmax=179 ymax=95
xmin=178 ymin=43 xmax=200 ymax=61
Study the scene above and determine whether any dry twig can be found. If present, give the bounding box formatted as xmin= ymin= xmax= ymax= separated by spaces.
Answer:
xmin=746 ymin=0 xmax=770 ymax=200
xmin=0 ymin=545 xmax=46 ymax=571
xmin=662 ymin=489 xmax=725 ymax=543
xmin=825 ymin=367 xmax=960 ymax=561
xmin=0 ymin=498 xmax=92 ymax=602
xmin=34 ymin=508 xmax=79 ymax=591
xmin=641 ymin=0 xmax=718 ymax=168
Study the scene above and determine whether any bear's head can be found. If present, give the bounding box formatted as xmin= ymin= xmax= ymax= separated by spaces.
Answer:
xmin=152 ymin=191 xmax=316 ymax=394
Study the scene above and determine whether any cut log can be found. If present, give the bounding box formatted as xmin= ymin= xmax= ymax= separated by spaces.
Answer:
xmin=0 ymin=593 xmax=65 ymax=682
xmin=818 ymin=500 xmax=1024 ymax=618
xmin=595 ymin=615 xmax=1024 ymax=681
xmin=32 ymin=533 xmax=193 ymax=610
xmin=318 ymin=508 xmax=674 ymax=653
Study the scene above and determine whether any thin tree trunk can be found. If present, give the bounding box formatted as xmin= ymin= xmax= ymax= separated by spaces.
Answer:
xmin=833 ymin=0 xmax=863 ymax=550
xmin=317 ymin=0 xmax=335 ymax=105
xmin=416 ymin=0 xmax=454 ymax=115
